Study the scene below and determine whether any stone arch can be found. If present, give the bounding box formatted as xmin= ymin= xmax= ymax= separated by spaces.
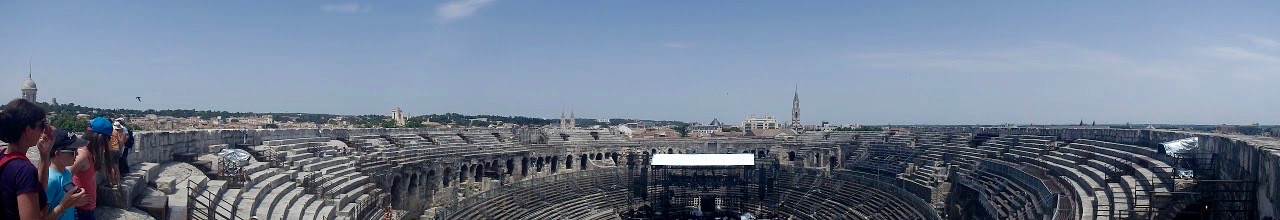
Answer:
xmin=407 ymin=174 xmax=419 ymax=205
xmin=580 ymin=154 xmax=588 ymax=169
xmin=537 ymin=157 xmax=545 ymax=172
xmin=473 ymin=164 xmax=482 ymax=182
xmin=788 ymin=151 xmax=796 ymax=161
xmin=566 ymin=155 xmax=574 ymax=169
xmin=651 ymin=149 xmax=658 ymax=155
xmin=596 ymin=153 xmax=603 ymax=160
xmin=460 ymin=164 xmax=469 ymax=183
xmin=442 ymin=167 xmax=452 ymax=187
xmin=426 ymin=169 xmax=437 ymax=189
xmin=667 ymin=148 xmax=674 ymax=154
xmin=521 ymin=158 xmax=529 ymax=176
xmin=829 ymin=156 xmax=838 ymax=169
xmin=506 ymin=159 xmax=515 ymax=175
xmin=391 ymin=175 xmax=404 ymax=206
xmin=551 ymin=156 xmax=560 ymax=173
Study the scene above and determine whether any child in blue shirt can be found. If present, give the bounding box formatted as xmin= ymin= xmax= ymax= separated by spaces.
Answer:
xmin=47 ymin=129 xmax=90 ymax=220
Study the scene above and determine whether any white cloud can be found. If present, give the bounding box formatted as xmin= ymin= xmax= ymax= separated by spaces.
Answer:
xmin=663 ymin=42 xmax=690 ymax=49
xmin=436 ymin=0 xmax=496 ymax=23
xmin=1196 ymin=46 xmax=1280 ymax=64
xmin=1238 ymin=34 xmax=1280 ymax=48
xmin=322 ymin=3 xmax=372 ymax=14
xmin=849 ymin=41 xmax=1280 ymax=83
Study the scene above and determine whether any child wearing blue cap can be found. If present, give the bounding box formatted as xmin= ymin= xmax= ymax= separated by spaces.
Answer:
xmin=68 ymin=117 xmax=113 ymax=219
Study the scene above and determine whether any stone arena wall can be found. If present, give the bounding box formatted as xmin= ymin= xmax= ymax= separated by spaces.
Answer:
xmin=949 ymin=128 xmax=1280 ymax=218
xmin=129 ymin=127 xmax=1280 ymax=218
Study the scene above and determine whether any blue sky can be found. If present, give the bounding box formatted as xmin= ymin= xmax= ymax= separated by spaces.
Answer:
xmin=2 ymin=1 xmax=1278 ymax=125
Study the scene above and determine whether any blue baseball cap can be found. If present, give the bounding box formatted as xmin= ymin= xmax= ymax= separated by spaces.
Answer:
xmin=90 ymin=117 xmax=113 ymax=136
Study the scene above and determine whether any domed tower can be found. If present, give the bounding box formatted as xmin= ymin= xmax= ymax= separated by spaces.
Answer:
xmin=21 ymin=63 xmax=36 ymax=102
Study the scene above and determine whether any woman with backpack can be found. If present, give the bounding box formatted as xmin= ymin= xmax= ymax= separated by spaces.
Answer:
xmin=0 ymin=98 xmax=89 ymax=220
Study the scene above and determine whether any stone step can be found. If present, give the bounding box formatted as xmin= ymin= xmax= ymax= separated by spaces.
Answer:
xmin=327 ymin=176 xmax=369 ymax=196
xmin=258 ymin=182 xmax=299 ymax=220
xmin=304 ymin=157 xmax=351 ymax=172
xmin=303 ymin=198 xmax=325 ymax=220
xmin=218 ymin=189 xmax=243 ymax=219
xmin=318 ymin=205 xmax=337 ymax=220
xmin=288 ymin=195 xmax=315 ymax=220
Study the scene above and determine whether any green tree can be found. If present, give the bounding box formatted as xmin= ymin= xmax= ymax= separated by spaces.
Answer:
xmin=674 ymin=124 xmax=690 ymax=137
xmin=50 ymin=114 xmax=90 ymax=131
xmin=721 ymin=127 xmax=742 ymax=132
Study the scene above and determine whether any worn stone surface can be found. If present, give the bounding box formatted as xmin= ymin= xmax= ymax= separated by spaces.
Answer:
xmin=96 ymin=206 xmax=157 ymax=220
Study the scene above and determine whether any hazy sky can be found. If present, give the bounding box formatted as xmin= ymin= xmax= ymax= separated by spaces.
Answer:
xmin=2 ymin=1 xmax=1278 ymax=125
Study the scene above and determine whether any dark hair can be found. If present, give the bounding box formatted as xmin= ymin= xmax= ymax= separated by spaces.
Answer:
xmin=0 ymin=98 xmax=47 ymax=144
xmin=82 ymin=131 xmax=111 ymax=170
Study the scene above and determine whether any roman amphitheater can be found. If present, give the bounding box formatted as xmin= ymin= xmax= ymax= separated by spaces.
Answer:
xmin=107 ymin=127 xmax=1280 ymax=220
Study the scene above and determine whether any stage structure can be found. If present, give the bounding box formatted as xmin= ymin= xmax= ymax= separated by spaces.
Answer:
xmin=639 ymin=154 xmax=776 ymax=219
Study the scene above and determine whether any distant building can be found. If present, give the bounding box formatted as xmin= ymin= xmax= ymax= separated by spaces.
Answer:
xmin=390 ymin=107 xmax=408 ymax=127
xmin=788 ymin=86 xmax=801 ymax=130
xmin=690 ymin=121 xmax=720 ymax=134
xmin=742 ymin=116 xmax=780 ymax=130
xmin=20 ymin=63 xmax=36 ymax=102
xmin=744 ymin=128 xmax=798 ymax=140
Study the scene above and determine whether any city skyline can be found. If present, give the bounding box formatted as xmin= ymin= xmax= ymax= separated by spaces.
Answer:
xmin=3 ymin=1 xmax=1278 ymax=125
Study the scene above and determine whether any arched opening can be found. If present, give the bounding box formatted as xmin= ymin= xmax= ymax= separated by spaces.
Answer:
xmin=521 ymin=158 xmax=529 ymax=176
xmin=580 ymin=154 xmax=588 ymax=169
xmin=426 ymin=170 xmax=437 ymax=189
xmin=551 ymin=156 xmax=560 ymax=173
xmin=506 ymin=159 xmax=515 ymax=175
xmin=667 ymin=148 xmax=673 ymax=154
xmin=407 ymin=175 xmax=419 ymax=205
xmin=536 ymin=157 xmax=544 ymax=172
xmin=611 ymin=153 xmax=619 ymax=164
xmin=829 ymin=156 xmax=838 ymax=169
xmin=459 ymin=165 xmax=468 ymax=183
xmin=788 ymin=151 xmax=796 ymax=161
xmin=425 ymin=170 xmax=437 ymax=204
xmin=566 ymin=155 xmax=574 ymax=169
xmin=596 ymin=153 xmax=603 ymax=160
xmin=442 ymin=168 xmax=452 ymax=187
xmin=391 ymin=176 xmax=404 ymax=206
xmin=473 ymin=164 xmax=483 ymax=182
xmin=815 ymin=153 xmax=822 ymax=166
xmin=651 ymin=149 xmax=657 ymax=155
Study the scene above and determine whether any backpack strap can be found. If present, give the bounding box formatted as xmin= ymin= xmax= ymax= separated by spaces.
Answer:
xmin=0 ymin=152 xmax=31 ymax=175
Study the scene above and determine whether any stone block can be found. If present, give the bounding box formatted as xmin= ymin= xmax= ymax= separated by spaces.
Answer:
xmin=156 ymin=176 xmax=179 ymax=194
xmin=137 ymin=195 xmax=167 ymax=220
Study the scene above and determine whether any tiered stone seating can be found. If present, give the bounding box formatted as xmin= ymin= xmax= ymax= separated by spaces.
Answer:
xmin=846 ymin=144 xmax=919 ymax=174
xmin=966 ymin=159 xmax=1063 ymax=219
xmin=440 ymin=168 xmax=630 ymax=220
xmin=770 ymin=169 xmax=940 ymax=220
xmin=184 ymin=136 xmax=378 ymax=220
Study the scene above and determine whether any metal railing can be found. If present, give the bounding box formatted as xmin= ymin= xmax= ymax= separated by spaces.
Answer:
xmin=187 ymin=179 xmax=237 ymax=220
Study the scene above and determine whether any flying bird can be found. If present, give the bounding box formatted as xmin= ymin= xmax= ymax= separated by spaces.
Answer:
xmin=136 ymin=97 xmax=142 ymax=102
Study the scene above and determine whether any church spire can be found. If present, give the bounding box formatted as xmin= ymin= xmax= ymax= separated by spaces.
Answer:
xmin=789 ymin=84 xmax=801 ymax=130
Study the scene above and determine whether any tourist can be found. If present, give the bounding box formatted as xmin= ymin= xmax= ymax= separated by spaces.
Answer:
xmin=104 ymin=121 xmax=126 ymax=188
xmin=69 ymin=117 xmax=114 ymax=220
xmin=0 ymin=98 xmax=87 ymax=220
xmin=47 ymin=129 xmax=91 ymax=220
xmin=113 ymin=119 xmax=134 ymax=176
